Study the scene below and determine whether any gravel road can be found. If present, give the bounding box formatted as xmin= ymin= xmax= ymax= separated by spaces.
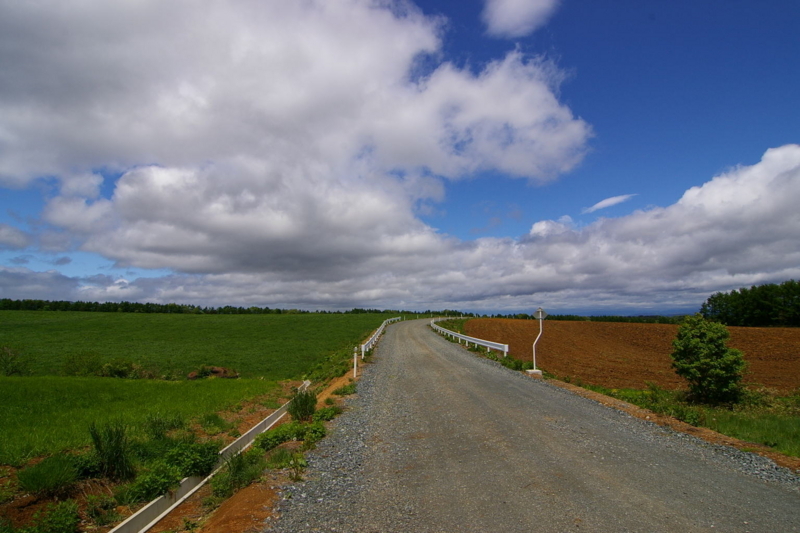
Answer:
xmin=266 ymin=319 xmax=800 ymax=532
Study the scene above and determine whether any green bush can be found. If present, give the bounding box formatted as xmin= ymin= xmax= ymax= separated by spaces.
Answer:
xmin=254 ymin=422 xmax=304 ymax=451
xmin=671 ymin=314 xmax=747 ymax=404
xmin=287 ymin=390 xmax=317 ymax=422
xmin=332 ymin=383 xmax=356 ymax=396
xmin=17 ymin=455 xmax=78 ymax=498
xmin=312 ymin=406 xmax=342 ymax=422
xmin=165 ymin=440 xmax=220 ymax=477
xmin=288 ymin=453 xmax=307 ymax=481
xmin=253 ymin=421 xmax=326 ymax=452
xmin=302 ymin=422 xmax=326 ymax=446
xmin=89 ymin=421 xmax=135 ymax=481
xmin=116 ymin=461 xmax=181 ymax=504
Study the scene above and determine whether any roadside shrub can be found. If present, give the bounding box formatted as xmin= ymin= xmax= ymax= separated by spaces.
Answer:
xmin=288 ymin=390 xmax=317 ymax=422
xmin=671 ymin=314 xmax=747 ymax=404
xmin=302 ymin=422 xmax=326 ymax=446
xmin=332 ymin=383 xmax=356 ymax=396
xmin=288 ymin=453 xmax=307 ymax=481
xmin=26 ymin=500 xmax=80 ymax=533
xmin=89 ymin=421 xmax=135 ymax=481
xmin=0 ymin=346 xmax=28 ymax=376
xmin=499 ymin=357 xmax=524 ymax=371
xmin=210 ymin=449 xmax=265 ymax=498
xmin=253 ymin=421 xmax=326 ymax=452
xmin=17 ymin=455 xmax=78 ymax=498
xmin=116 ymin=461 xmax=181 ymax=505
xmin=254 ymin=422 xmax=304 ymax=451
xmin=312 ymin=406 xmax=342 ymax=422
xmin=165 ymin=440 xmax=220 ymax=477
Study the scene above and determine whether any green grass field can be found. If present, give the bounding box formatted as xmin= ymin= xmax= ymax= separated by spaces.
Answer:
xmin=0 ymin=311 xmax=395 ymax=465
xmin=0 ymin=311 xmax=390 ymax=379
xmin=0 ymin=377 xmax=278 ymax=465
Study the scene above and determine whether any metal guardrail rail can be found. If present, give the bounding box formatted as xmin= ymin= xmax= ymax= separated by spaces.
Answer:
xmin=360 ymin=316 xmax=402 ymax=358
xmin=430 ymin=318 xmax=509 ymax=357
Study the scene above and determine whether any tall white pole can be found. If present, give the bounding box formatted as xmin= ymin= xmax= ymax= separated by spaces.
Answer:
xmin=527 ymin=307 xmax=546 ymax=377
xmin=353 ymin=347 xmax=358 ymax=378
xmin=532 ymin=317 xmax=543 ymax=370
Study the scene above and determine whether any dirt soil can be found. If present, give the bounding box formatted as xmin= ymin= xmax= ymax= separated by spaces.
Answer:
xmin=465 ymin=319 xmax=800 ymax=393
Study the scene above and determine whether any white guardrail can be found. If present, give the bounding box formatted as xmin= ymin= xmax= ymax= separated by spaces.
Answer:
xmin=430 ymin=317 xmax=508 ymax=357
xmin=361 ymin=316 xmax=402 ymax=358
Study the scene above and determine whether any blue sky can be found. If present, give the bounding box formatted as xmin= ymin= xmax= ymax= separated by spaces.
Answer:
xmin=1 ymin=0 xmax=799 ymax=314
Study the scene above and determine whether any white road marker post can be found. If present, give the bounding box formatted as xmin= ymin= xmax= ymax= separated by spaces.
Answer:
xmin=527 ymin=307 xmax=547 ymax=377
xmin=353 ymin=346 xmax=358 ymax=378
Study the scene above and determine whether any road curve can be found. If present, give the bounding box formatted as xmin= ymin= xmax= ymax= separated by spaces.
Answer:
xmin=269 ymin=318 xmax=800 ymax=532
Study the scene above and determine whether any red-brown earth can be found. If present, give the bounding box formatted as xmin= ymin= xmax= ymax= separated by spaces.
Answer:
xmin=465 ymin=319 xmax=800 ymax=393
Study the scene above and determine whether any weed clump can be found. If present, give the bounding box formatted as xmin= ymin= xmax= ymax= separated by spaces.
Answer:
xmin=116 ymin=461 xmax=181 ymax=505
xmin=89 ymin=421 xmax=135 ymax=481
xmin=17 ymin=455 xmax=78 ymax=498
xmin=288 ymin=390 xmax=317 ymax=422
xmin=210 ymin=449 xmax=265 ymax=499
xmin=312 ymin=406 xmax=342 ymax=422
xmin=332 ymin=383 xmax=356 ymax=396
xmin=253 ymin=421 xmax=326 ymax=452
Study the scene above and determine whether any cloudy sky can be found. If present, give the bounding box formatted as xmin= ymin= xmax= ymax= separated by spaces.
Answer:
xmin=1 ymin=0 xmax=798 ymax=314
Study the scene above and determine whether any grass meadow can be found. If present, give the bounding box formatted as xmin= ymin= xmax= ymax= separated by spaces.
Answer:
xmin=0 ymin=311 xmax=394 ymax=465
xmin=0 ymin=377 xmax=277 ymax=465
xmin=0 ymin=311 xmax=390 ymax=379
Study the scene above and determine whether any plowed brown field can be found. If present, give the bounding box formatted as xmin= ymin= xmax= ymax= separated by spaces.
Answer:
xmin=465 ymin=319 xmax=800 ymax=393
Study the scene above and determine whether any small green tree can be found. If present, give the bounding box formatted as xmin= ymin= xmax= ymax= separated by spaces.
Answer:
xmin=671 ymin=314 xmax=747 ymax=404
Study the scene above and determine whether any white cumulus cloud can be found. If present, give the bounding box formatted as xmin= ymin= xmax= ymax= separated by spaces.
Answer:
xmin=482 ymin=0 xmax=560 ymax=38
xmin=582 ymin=194 xmax=637 ymax=214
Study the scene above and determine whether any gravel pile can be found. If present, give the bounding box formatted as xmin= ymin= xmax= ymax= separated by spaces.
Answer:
xmin=265 ymin=332 xmax=799 ymax=532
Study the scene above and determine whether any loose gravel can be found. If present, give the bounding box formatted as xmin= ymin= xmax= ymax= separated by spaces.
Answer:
xmin=265 ymin=320 xmax=800 ymax=533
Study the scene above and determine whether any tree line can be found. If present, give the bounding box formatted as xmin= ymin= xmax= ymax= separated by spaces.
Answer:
xmin=0 ymin=299 xmax=402 ymax=315
xmin=700 ymin=279 xmax=800 ymax=327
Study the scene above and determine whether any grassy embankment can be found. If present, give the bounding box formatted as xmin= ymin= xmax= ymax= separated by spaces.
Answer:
xmin=0 ymin=311 xmax=391 ymax=465
xmin=576 ymin=382 xmax=800 ymax=458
